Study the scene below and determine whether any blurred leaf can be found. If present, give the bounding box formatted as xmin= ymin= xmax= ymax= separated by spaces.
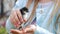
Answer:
xmin=0 ymin=26 xmax=8 ymax=34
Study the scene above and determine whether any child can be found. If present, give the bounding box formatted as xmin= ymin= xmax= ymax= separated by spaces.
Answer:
xmin=6 ymin=0 xmax=60 ymax=34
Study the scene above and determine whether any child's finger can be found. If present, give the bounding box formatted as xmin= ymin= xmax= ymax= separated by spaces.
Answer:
xmin=10 ymin=29 xmax=23 ymax=34
xmin=24 ymin=25 xmax=36 ymax=33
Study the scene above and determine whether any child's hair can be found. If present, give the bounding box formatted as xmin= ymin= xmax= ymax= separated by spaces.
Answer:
xmin=54 ymin=14 xmax=60 ymax=34
xmin=25 ymin=0 xmax=39 ymax=24
xmin=26 ymin=0 xmax=39 ymax=11
xmin=24 ymin=1 xmax=39 ymax=34
xmin=46 ymin=0 xmax=60 ymax=33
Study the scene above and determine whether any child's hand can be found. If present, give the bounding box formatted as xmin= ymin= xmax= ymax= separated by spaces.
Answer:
xmin=10 ymin=25 xmax=36 ymax=34
xmin=9 ymin=9 xmax=27 ymax=28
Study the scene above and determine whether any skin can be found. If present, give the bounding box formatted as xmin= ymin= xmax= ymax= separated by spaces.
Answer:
xmin=10 ymin=25 xmax=36 ymax=34
xmin=9 ymin=0 xmax=52 ymax=34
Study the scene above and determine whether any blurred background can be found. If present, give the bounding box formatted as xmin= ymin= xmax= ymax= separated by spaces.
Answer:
xmin=0 ymin=0 xmax=17 ymax=34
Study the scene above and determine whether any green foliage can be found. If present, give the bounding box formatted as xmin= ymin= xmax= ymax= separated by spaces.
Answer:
xmin=0 ymin=26 xmax=8 ymax=34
